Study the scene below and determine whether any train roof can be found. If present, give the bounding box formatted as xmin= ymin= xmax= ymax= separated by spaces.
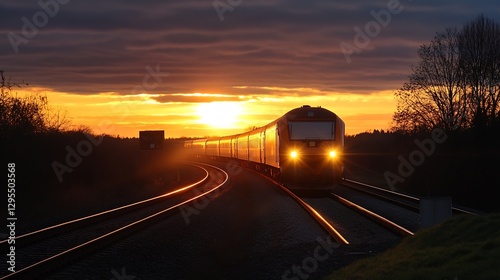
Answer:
xmin=284 ymin=105 xmax=338 ymax=120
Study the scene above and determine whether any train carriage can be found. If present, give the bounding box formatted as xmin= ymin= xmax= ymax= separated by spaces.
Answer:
xmin=206 ymin=138 xmax=219 ymax=157
xmin=184 ymin=105 xmax=344 ymax=190
xmin=264 ymin=123 xmax=279 ymax=169
xmin=248 ymin=128 xmax=264 ymax=164
xmin=237 ymin=134 xmax=249 ymax=161
xmin=219 ymin=136 xmax=233 ymax=158
xmin=188 ymin=139 xmax=207 ymax=156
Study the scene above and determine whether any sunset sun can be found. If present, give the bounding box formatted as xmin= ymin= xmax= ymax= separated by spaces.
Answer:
xmin=196 ymin=102 xmax=243 ymax=129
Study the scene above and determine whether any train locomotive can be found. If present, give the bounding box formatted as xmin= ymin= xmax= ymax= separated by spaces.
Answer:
xmin=184 ymin=105 xmax=345 ymax=190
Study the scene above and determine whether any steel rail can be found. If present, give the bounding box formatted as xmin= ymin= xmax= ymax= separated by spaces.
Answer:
xmin=0 ymin=162 xmax=208 ymax=247
xmin=330 ymin=193 xmax=414 ymax=237
xmin=1 ymin=163 xmax=227 ymax=280
xmin=343 ymin=179 xmax=479 ymax=216
xmin=243 ymin=167 xmax=350 ymax=245
xmin=279 ymin=185 xmax=350 ymax=245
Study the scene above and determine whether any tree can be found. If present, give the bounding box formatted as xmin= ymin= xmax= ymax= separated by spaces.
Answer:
xmin=0 ymin=71 xmax=69 ymax=138
xmin=459 ymin=14 xmax=500 ymax=129
xmin=393 ymin=28 xmax=466 ymax=133
xmin=392 ymin=15 xmax=500 ymax=133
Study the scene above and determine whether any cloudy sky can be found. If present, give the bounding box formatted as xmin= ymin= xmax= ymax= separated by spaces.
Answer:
xmin=1 ymin=0 xmax=499 ymax=137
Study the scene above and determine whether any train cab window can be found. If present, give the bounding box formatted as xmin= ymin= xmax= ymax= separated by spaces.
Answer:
xmin=289 ymin=121 xmax=335 ymax=140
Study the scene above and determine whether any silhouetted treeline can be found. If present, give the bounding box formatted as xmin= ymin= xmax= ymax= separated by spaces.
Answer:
xmin=16 ymin=133 xmax=185 ymax=187
xmin=393 ymin=14 xmax=500 ymax=134
xmin=0 ymin=71 xmax=68 ymax=138
xmin=345 ymin=127 xmax=500 ymax=212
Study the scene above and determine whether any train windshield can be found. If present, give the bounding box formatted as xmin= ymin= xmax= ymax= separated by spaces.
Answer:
xmin=288 ymin=121 xmax=335 ymax=140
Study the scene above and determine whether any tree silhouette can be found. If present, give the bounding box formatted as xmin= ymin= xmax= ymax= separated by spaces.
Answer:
xmin=459 ymin=14 xmax=500 ymax=129
xmin=0 ymin=71 xmax=69 ymax=138
xmin=393 ymin=15 xmax=500 ymax=133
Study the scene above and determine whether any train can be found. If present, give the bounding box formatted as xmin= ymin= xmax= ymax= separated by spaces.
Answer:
xmin=184 ymin=105 xmax=345 ymax=190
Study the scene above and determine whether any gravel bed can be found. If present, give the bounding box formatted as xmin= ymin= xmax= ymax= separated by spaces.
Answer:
xmin=334 ymin=184 xmax=422 ymax=232
xmin=302 ymin=196 xmax=402 ymax=245
xmin=47 ymin=161 xmax=403 ymax=279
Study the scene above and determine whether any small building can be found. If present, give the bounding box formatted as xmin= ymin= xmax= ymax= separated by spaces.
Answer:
xmin=139 ymin=130 xmax=165 ymax=150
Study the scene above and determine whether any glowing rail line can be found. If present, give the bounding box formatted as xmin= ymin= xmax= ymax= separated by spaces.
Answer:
xmin=0 ymin=163 xmax=228 ymax=280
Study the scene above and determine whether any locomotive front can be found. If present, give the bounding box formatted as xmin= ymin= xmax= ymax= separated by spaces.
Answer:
xmin=279 ymin=105 xmax=344 ymax=189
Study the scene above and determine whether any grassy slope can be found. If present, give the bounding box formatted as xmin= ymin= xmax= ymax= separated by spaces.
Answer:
xmin=326 ymin=213 xmax=500 ymax=280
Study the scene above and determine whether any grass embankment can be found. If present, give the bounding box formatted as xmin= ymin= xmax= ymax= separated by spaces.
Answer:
xmin=326 ymin=213 xmax=500 ymax=280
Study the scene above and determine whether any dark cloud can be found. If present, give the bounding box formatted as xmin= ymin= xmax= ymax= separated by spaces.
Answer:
xmin=153 ymin=93 xmax=242 ymax=103
xmin=1 ymin=0 xmax=499 ymax=96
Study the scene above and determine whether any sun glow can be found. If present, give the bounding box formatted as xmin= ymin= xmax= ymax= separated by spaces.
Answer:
xmin=196 ymin=102 xmax=243 ymax=129
xmin=21 ymin=87 xmax=396 ymax=137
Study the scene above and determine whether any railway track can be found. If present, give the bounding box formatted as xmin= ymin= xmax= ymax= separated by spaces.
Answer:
xmin=234 ymin=164 xmax=416 ymax=246
xmin=317 ymin=178 xmax=482 ymax=240
xmin=328 ymin=192 xmax=414 ymax=237
xmin=273 ymin=183 xmax=350 ymax=245
xmin=200 ymin=159 xmax=477 ymax=247
xmin=341 ymin=179 xmax=480 ymax=216
xmin=256 ymin=175 xmax=412 ymax=253
xmin=0 ymin=162 xmax=229 ymax=280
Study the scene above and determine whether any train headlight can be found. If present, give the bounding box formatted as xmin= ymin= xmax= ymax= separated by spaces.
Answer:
xmin=290 ymin=151 xmax=298 ymax=158
xmin=329 ymin=150 xmax=337 ymax=158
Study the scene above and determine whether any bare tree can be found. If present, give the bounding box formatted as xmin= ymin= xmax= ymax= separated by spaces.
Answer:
xmin=459 ymin=14 xmax=500 ymax=129
xmin=39 ymin=95 xmax=71 ymax=132
xmin=0 ymin=71 xmax=70 ymax=138
xmin=393 ymin=28 xmax=466 ymax=133
xmin=392 ymin=15 xmax=500 ymax=133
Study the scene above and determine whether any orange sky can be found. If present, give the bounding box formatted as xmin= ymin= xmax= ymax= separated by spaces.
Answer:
xmin=4 ymin=1 xmax=495 ymax=139
xmin=26 ymin=87 xmax=396 ymax=138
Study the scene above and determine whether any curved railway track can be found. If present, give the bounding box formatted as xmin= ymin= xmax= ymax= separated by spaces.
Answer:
xmin=229 ymin=162 xmax=443 ymax=245
xmin=209 ymin=159 xmax=415 ymax=246
xmin=252 ymin=173 xmax=416 ymax=242
xmin=342 ymin=179 xmax=480 ymax=216
xmin=195 ymin=159 xmax=478 ymax=248
xmin=320 ymin=178 xmax=481 ymax=240
xmin=0 ymin=162 xmax=229 ymax=280
xmin=273 ymin=182 xmax=350 ymax=245
xmin=238 ymin=167 xmax=351 ymax=245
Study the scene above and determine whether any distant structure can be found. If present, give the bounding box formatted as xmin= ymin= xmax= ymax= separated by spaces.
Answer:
xmin=139 ymin=130 xmax=164 ymax=150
